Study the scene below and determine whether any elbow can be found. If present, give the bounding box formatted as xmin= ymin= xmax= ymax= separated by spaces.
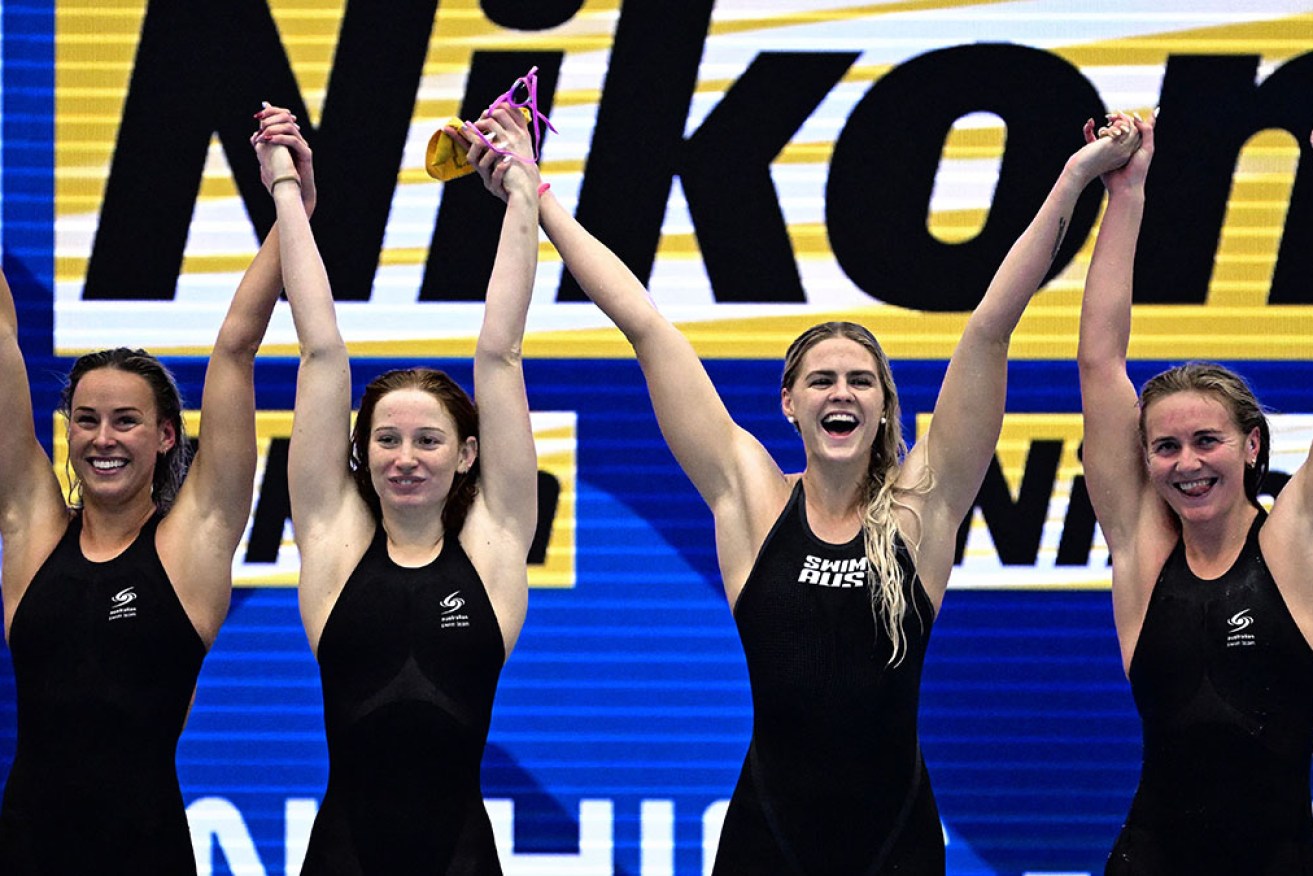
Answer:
xmin=299 ymin=339 xmax=346 ymax=367
xmin=212 ymin=334 xmax=262 ymax=366
xmin=475 ymin=338 xmax=524 ymax=369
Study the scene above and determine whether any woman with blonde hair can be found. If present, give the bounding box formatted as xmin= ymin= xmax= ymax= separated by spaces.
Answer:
xmin=466 ymin=108 xmax=1142 ymax=871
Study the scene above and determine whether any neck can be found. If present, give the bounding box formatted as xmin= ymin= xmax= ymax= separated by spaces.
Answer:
xmin=380 ymin=505 xmax=448 ymax=565
xmin=79 ymin=493 xmax=157 ymax=555
xmin=1180 ymin=500 xmax=1258 ymax=573
xmin=801 ymin=464 xmax=866 ymax=519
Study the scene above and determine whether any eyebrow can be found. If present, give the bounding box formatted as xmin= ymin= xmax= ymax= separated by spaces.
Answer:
xmin=372 ymin=426 xmax=447 ymax=435
xmin=806 ymin=369 xmax=877 ymax=379
xmin=1151 ymin=428 xmax=1224 ymax=443
xmin=73 ymin=406 xmax=145 ymax=415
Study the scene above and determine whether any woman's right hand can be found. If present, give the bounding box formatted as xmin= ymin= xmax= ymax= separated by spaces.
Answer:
xmin=467 ymin=104 xmax=540 ymax=204
xmin=1080 ymin=110 xmax=1155 ymax=195
xmin=251 ymin=103 xmax=317 ymax=216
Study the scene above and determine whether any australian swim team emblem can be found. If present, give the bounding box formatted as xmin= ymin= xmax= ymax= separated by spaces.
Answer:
xmin=797 ymin=555 xmax=868 ymax=588
xmin=1225 ymin=608 xmax=1256 ymax=648
xmin=440 ymin=591 xmax=470 ymax=630
xmin=107 ymin=586 xmax=138 ymax=621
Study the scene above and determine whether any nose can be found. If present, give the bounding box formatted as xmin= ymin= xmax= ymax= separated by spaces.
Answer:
xmin=395 ymin=442 xmax=418 ymax=468
xmin=92 ymin=422 xmax=117 ymax=448
xmin=830 ymin=378 xmax=854 ymax=400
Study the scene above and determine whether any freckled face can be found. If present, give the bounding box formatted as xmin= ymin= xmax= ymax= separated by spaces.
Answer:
xmin=1143 ymin=391 xmax=1258 ymax=524
xmin=68 ymin=368 xmax=174 ymax=506
xmin=367 ymin=389 xmax=476 ymax=511
xmin=782 ymin=337 xmax=886 ymax=465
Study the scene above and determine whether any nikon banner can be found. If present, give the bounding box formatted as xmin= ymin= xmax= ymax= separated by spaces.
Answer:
xmin=1 ymin=1 xmax=1311 ymax=873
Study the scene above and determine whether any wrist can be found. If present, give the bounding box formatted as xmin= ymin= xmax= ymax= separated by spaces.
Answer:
xmin=268 ymin=173 xmax=301 ymax=194
xmin=1105 ymin=182 xmax=1146 ymax=202
xmin=1060 ymin=157 xmax=1096 ymax=190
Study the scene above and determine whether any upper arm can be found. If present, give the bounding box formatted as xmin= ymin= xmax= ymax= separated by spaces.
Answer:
xmin=1261 ymin=447 xmax=1313 ymax=646
xmin=0 ymin=276 xmax=69 ymax=623
xmin=172 ymin=224 xmax=285 ymax=547
xmin=0 ymin=288 xmax=61 ymax=529
xmin=1078 ymin=359 xmax=1150 ymax=549
xmin=634 ymin=320 xmax=769 ymax=508
xmin=911 ymin=320 xmax=1010 ymax=525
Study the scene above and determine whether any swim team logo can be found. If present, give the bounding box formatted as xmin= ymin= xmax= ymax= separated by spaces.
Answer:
xmin=108 ymin=586 xmax=138 ymax=622
xmin=1226 ymin=608 xmax=1256 ymax=648
xmin=440 ymin=591 xmax=470 ymax=630
xmin=797 ymin=555 xmax=868 ymax=588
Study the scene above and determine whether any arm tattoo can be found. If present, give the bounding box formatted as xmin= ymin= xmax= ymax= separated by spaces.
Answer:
xmin=1050 ymin=216 xmax=1068 ymax=262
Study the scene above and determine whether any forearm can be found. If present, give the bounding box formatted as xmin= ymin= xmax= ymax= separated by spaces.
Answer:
xmin=970 ymin=163 xmax=1095 ymax=343
xmin=273 ymin=181 xmax=344 ymax=360
xmin=538 ymin=191 xmax=662 ymax=341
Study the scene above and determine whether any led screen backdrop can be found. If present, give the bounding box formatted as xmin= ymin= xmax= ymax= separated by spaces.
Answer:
xmin=2 ymin=1 xmax=1313 ymax=873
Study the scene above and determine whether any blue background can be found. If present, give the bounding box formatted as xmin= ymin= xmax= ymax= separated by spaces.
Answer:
xmin=2 ymin=2 xmax=1311 ymax=874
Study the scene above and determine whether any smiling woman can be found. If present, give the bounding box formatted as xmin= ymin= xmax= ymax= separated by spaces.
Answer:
xmin=521 ymin=98 xmax=1144 ymax=872
xmin=253 ymin=88 xmax=541 ymax=873
xmin=1079 ymin=115 xmax=1313 ymax=874
xmin=0 ymin=113 xmax=301 ymax=870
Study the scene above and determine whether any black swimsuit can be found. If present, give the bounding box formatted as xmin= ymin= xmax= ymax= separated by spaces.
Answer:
xmin=300 ymin=526 xmax=507 ymax=875
xmin=0 ymin=513 xmax=206 ymax=875
xmin=714 ymin=483 xmax=944 ymax=875
xmin=1107 ymin=511 xmax=1313 ymax=874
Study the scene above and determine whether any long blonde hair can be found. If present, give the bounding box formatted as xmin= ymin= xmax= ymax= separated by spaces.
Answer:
xmin=782 ymin=322 xmax=925 ymax=664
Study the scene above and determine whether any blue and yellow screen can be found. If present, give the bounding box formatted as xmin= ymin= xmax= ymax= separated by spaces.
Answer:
xmin=2 ymin=1 xmax=1312 ymax=873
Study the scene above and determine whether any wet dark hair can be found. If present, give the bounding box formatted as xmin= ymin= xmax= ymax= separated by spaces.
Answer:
xmin=1138 ymin=361 xmax=1269 ymax=507
xmin=58 ymin=347 xmax=189 ymax=512
xmin=349 ymin=368 xmax=479 ymax=536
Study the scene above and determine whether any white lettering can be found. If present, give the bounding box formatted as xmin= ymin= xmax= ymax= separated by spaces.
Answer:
xmin=701 ymin=800 xmax=730 ymax=876
xmin=187 ymin=797 xmax=267 ymax=876
xmin=640 ymin=799 xmax=674 ymax=876
xmin=284 ymin=798 xmax=318 ymax=876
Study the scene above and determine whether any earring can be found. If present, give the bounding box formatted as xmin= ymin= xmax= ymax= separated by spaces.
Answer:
xmin=786 ymin=415 xmax=796 ymax=425
xmin=880 ymin=416 xmax=887 ymax=424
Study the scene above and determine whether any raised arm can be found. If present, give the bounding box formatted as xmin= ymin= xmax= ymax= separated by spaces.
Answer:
xmin=161 ymin=106 xmax=318 ymax=641
xmin=1076 ymin=114 xmax=1158 ymax=551
xmin=1074 ymin=114 xmax=1171 ymax=665
xmin=254 ymin=112 xmax=360 ymax=556
xmin=1254 ymin=127 xmax=1313 ymax=644
xmin=904 ymin=117 xmax=1143 ymax=595
xmin=0 ymin=263 xmax=68 ymax=634
xmin=464 ymin=105 xmax=539 ymax=553
xmin=457 ymin=114 xmax=779 ymax=513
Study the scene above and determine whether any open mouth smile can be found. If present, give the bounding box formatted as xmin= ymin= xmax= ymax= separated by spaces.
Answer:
xmin=821 ymin=412 xmax=859 ymax=436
